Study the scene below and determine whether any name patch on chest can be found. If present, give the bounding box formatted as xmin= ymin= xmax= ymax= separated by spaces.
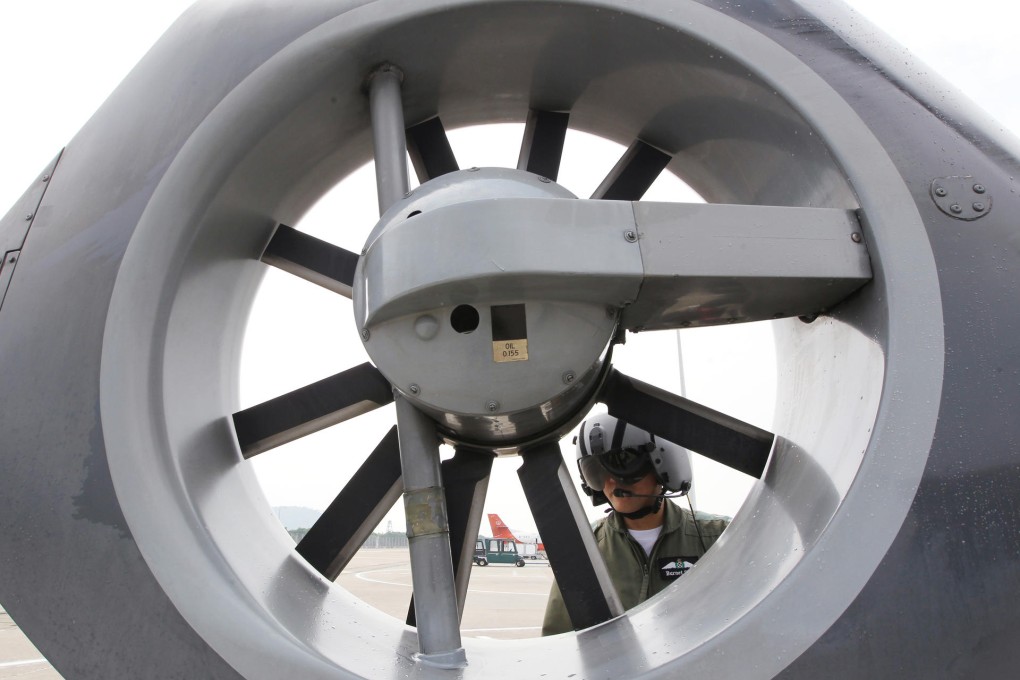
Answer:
xmin=658 ymin=556 xmax=699 ymax=580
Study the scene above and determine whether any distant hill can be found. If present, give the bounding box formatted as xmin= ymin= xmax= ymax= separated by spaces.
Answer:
xmin=273 ymin=506 xmax=322 ymax=531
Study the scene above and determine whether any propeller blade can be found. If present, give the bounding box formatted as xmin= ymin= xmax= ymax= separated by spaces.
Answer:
xmin=600 ymin=369 xmax=775 ymax=478
xmin=260 ymin=224 xmax=359 ymax=297
xmin=296 ymin=427 xmax=402 ymax=579
xmin=406 ymin=116 xmax=459 ymax=183
xmin=590 ymin=140 xmax=671 ymax=200
xmin=232 ymin=363 xmax=393 ymax=458
xmin=518 ymin=441 xmax=623 ymax=631
xmin=517 ymin=109 xmax=569 ymax=181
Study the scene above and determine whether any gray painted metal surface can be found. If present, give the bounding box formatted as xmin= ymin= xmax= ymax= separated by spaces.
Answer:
xmin=0 ymin=0 xmax=1016 ymax=678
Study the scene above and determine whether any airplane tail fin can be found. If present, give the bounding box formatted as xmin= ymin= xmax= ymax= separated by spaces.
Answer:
xmin=487 ymin=513 xmax=517 ymax=540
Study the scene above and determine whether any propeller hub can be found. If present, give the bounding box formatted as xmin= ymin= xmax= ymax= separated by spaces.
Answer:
xmin=353 ymin=168 xmax=619 ymax=449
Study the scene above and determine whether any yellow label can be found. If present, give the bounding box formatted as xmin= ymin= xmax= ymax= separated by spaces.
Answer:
xmin=493 ymin=339 xmax=529 ymax=363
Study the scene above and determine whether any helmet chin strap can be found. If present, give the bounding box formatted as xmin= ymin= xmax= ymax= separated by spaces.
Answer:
xmin=616 ymin=495 xmax=663 ymax=520
xmin=610 ymin=484 xmax=665 ymax=520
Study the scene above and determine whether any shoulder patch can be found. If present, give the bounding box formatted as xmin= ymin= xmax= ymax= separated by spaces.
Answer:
xmin=658 ymin=556 xmax=699 ymax=580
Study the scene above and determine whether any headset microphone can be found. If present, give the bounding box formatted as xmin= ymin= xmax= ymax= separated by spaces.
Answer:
xmin=613 ymin=489 xmax=686 ymax=499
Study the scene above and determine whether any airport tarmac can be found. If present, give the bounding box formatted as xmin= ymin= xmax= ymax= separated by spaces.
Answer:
xmin=1 ymin=547 xmax=554 ymax=678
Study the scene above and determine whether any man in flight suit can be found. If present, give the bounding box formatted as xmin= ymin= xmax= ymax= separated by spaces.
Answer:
xmin=542 ymin=413 xmax=729 ymax=635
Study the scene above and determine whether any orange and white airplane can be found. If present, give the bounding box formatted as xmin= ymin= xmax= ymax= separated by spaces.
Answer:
xmin=487 ymin=513 xmax=546 ymax=558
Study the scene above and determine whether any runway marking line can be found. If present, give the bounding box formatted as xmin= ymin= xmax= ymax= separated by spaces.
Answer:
xmin=0 ymin=658 xmax=48 ymax=669
xmin=353 ymin=566 xmax=549 ymax=596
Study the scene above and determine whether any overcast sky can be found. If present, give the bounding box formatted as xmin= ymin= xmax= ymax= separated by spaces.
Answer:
xmin=1 ymin=0 xmax=1017 ymax=534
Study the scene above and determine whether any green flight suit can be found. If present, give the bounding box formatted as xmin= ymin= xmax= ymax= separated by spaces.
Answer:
xmin=541 ymin=500 xmax=729 ymax=635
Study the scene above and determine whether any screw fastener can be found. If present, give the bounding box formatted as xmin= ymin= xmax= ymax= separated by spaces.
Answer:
xmin=949 ymin=204 xmax=963 ymax=214
xmin=624 ymin=230 xmax=638 ymax=242
xmin=973 ymin=202 xmax=986 ymax=212
xmin=934 ymin=186 xmax=948 ymax=197
xmin=409 ymin=384 xmax=420 ymax=395
xmin=562 ymin=371 xmax=576 ymax=385
xmin=360 ymin=328 xmax=371 ymax=341
xmin=973 ymin=184 xmax=986 ymax=194
xmin=486 ymin=400 xmax=500 ymax=413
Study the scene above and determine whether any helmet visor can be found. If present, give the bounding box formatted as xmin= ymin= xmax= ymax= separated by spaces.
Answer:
xmin=578 ymin=445 xmax=654 ymax=489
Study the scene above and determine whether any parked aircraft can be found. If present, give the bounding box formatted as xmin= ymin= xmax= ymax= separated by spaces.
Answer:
xmin=487 ymin=514 xmax=546 ymax=559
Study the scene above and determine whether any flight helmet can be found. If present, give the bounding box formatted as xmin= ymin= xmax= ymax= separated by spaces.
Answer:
xmin=575 ymin=412 xmax=693 ymax=506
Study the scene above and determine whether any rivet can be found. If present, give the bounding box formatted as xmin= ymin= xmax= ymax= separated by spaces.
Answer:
xmin=41 ymin=174 xmax=50 ymax=182
xmin=8 ymin=256 xmax=16 ymax=264
xmin=409 ymin=384 xmax=420 ymax=395
xmin=24 ymin=213 xmax=33 ymax=221
xmin=934 ymin=186 xmax=948 ymax=197
xmin=538 ymin=176 xmax=551 ymax=183
xmin=851 ymin=232 xmax=862 ymax=243
xmin=624 ymin=230 xmax=638 ymax=242
xmin=562 ymin=371 xmax=576 ymax=385
xmin=949 ymin=203 xmax=963 ymax=214
xmin=467 ymin=167 xmax=480 ymax=172
xmin=973 ymin=202 xmax=985 ymax=212
xmin=486 ymin=400 xmax=499 ymax=413
xmin=973 ymin=184 xmax=986 ymax=194
xmin=360 ymin=328 xmax=371 ymax=341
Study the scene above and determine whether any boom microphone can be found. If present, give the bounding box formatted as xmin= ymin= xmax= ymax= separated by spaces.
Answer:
xmin=613 ymin=489 xmax=682 ymax=499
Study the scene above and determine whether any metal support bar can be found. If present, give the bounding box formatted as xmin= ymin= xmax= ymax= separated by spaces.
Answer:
xmin=395 ymin=395 xmax=466 ymax=667
xmin=368 ymin=65 xmax=410 ymax=215
xmin=407 ymin=446 xmax=494 ymax=625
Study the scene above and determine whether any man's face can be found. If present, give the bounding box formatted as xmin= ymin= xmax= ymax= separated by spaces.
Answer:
xmin=603 ymin=471 xmax=660 ymax=515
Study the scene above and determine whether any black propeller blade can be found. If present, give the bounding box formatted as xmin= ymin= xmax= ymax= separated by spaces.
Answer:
xmin=518 ymin=109 xmax=569 ymax=181
xmin=591 ymin=140 xmax=672 ymax=200
xmin=260 ymin=224 xmax=359 ymax=297
xmin=297 ymin=427 xmax=402 ymax=579
xmin=518 ymin=441 xmax=622 ymax=631
xmin=232 ymin=362 xmax=393 ymax=458
xmin=600 ymin=369 xmax=774 ymax=478
xmin=406 ymin=116 xmax=459 ymax=183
